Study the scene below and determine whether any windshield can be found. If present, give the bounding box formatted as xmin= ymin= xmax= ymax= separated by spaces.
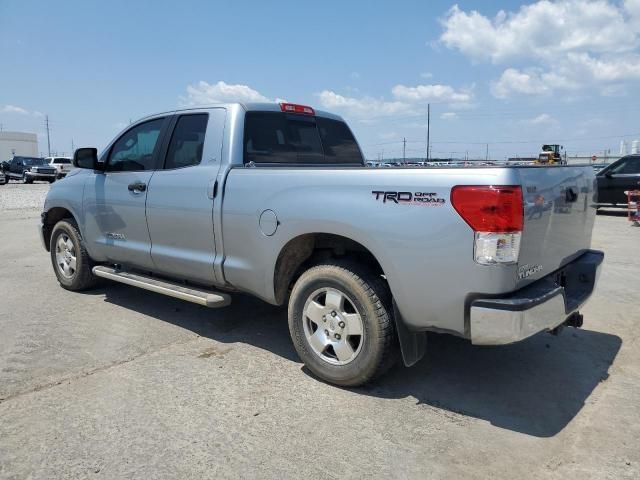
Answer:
xmin=21 ymin=158 xmax=46 ymax=166
xmin=53 ymin=158 xmax=71 ymax=164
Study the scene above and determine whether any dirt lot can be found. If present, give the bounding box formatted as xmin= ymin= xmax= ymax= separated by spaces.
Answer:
xmin=1 ymin=183 xmax=639 ymax=479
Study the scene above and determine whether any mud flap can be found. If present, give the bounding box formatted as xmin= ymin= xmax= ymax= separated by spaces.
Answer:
xmin=393 ymin=301 xmax=427 ymax=367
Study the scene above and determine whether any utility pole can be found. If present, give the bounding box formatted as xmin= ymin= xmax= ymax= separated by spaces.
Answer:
xmin=45 ymin=115 xmax=51 ymax=156
xmin=426 ymin=103 xmax=431 ymax=161
xmin=403 ymin=137 xmax=406 ymax=164
xmin=71 ymin=138 xmax=75 ymax=155
xmin=485 ymin=143 xmax=489 ymax=161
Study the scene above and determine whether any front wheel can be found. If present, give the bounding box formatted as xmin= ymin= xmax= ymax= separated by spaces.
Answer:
xmin=50 ymin=219 xmax=97 ymax=291
xmin=23 ymin=173 xmax=32 ymax=184
xmin=288 ymin=261 xmax=397 ymax=387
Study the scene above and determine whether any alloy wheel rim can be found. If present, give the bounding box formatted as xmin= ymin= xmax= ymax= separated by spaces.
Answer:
xmin=55 ymin=233 xmax=77 ymax=279
xmin=302 ymin=287 xmax=365 ymax=365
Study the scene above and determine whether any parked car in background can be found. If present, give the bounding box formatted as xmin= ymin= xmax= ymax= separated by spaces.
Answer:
xmin=5 ymin=156 xmax=57 ymax=183
xmin=0 ymin=171 xmax=6 ymax=185
xmin=46 ymin=157 xmax=74 ymax=179
xmin=596 ymin=154 xmax=640 ymax=206
xmin=591 ymin=163 xmax=608 ymax=173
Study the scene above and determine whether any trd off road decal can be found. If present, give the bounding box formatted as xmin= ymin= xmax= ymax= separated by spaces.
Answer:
xmin=372 ymin=191 xmax=445 ymax=206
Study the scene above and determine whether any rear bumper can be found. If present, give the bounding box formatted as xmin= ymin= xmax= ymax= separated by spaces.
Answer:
xmin=469 ymin=250 xmax=604 ymax=345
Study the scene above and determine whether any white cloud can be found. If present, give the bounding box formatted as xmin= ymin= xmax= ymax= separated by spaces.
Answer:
xmin=318 ymin=82 xmax=473 ymax=120
xmin=441 ymin=1 xmax=640 ymax=97
xmin=566 ymin=52 xmax=640 ymax=82
xmin=526 ymin=113 xmax=557 ymax=126
xmin=379 ymin=131 xmax=398 ymax=140
xmin=317 ymin=90 xmax=412 ymax=119
xmin=2 ymin=105 xmax=30 ymax=115
xmin=441 ymin=1 xmax=638 ymax=64
xmin=391 ymin=84 xmax=473 ymax=103
xmin=491 ymin=68 xmax=580 ymax=98
xmin=440 ymin=112 xmax=458 ymax=120
xmin=181 ymin=80 xmax=273 ymax=106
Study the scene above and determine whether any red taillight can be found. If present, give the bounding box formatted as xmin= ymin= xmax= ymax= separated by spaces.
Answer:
xmin=280 ymin=102 xmax=315 ymax=115
xmin=451 ymin=186 xmax=523 ymax=233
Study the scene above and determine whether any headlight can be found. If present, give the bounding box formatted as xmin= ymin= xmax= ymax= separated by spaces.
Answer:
xmin=31 ymin=167 xmax=38 ymax=172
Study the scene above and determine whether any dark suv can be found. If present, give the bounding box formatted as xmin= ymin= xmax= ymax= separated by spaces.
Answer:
xmin=596 ymin=155 xmax=640 ymax=205
xmin=5 ymin=156 xmax=57 ymax=183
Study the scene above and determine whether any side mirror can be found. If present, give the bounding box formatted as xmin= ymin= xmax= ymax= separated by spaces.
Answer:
xmin=73 ymin=148 xmax=103 ymax=170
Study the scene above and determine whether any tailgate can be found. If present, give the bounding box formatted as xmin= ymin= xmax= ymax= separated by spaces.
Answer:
xmin=516 ymin=166 xmax=596 ymax=288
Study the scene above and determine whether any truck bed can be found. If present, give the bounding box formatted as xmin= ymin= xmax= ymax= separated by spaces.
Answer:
xmin=221 ymin=164 xmax=597 ymax=337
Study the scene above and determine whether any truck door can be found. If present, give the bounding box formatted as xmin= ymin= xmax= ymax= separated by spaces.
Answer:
xmin=82 ymin=117 xmax=169 ymax=270
xmin=10 ymin=158 xmax=21 ymax=176
xmin=598 ymin=157 xmax=640 ymax=204
xmin=145 ymin=109 xmax=226 ymax=285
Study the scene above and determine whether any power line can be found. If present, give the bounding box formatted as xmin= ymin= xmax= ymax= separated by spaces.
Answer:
xmin=365 ymin=130 xmax=640 ymax=148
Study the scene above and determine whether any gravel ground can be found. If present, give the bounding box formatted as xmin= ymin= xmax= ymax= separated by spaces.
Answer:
xmin=0 ymin=181 xmax=49 ymax=215
xmin=0 ymin=185 xmax=639 ymax=479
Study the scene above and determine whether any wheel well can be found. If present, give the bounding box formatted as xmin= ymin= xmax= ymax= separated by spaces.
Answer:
xmin=273 ymin=233 xmax=385 ymax=305
xmin=42 ymin=207 xmax=74 ymax=251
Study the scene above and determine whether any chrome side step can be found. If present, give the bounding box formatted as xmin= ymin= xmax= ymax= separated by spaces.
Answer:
xmin=92 ymin=266 xmax=231 ymax=308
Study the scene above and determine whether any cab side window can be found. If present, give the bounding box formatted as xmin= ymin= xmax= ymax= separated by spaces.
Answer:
xmin=107 ymin=119 xmax=164 ymax=172
xmin=619 ymin=158 xmax=640 ymax=174
xmin=607 ymin=158 xmax=640 ymax=175
xmin=164 ymin=114 xmax=208 ymax=169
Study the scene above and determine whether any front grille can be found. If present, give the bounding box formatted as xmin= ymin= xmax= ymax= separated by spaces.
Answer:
xmin=36 ymin=168 xmax=56 ymax=174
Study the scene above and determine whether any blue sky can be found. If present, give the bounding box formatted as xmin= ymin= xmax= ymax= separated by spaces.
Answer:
xmin=1 ymin=0 xmax=639 ymax=160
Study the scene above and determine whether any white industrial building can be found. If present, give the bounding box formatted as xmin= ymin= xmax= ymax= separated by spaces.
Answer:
xmin=0 ymin=131 xmax=39 ymax=161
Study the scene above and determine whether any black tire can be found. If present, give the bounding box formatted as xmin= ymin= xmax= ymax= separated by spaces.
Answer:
xmin=288 ymin=261 xmax=397 ymax=387
xmin=50 ymin=218 xmax=98 ymax=291
xmin=23 ymin=173 xmax=32 ymax=184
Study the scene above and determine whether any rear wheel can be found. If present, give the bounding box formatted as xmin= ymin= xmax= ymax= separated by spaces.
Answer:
xmin=50 ymin=219 xmax=97 ymax=291
xmin=288 ymin=261 xmax=397 ymax=386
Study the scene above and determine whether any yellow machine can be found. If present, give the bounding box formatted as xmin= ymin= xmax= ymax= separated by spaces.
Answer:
xmin=536 ymin=144 xmax=565 ymax=165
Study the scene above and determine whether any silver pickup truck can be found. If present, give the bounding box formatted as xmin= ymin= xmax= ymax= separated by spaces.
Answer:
xmin=40 ymin=102 xmax=603 ymax=386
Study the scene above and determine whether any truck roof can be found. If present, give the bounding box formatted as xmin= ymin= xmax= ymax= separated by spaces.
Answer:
xmin=135 ymin=102 xmax=344 ymax=125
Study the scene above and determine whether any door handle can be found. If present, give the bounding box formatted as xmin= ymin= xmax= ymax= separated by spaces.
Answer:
xmin=128 ymin=181 xmax=146 ymax=193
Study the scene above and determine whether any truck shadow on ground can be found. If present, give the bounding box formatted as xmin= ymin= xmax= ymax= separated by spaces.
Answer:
xmin=97 ymin=285 xmax=621 ymax=439
xmin=597 ymin=208 xmax=629 ymax=217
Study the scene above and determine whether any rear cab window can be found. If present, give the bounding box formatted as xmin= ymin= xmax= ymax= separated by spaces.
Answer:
xmin=243 ymin=111 xmax=363 ymax=165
